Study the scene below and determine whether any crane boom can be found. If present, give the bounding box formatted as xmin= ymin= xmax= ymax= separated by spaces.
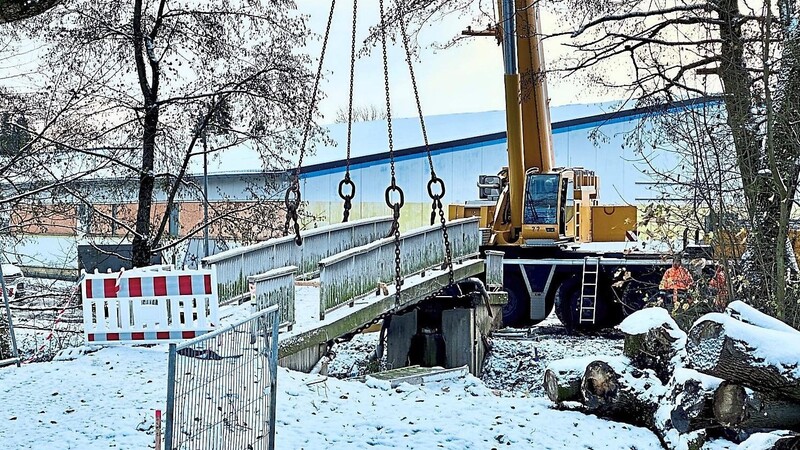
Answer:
xmin=499 ymin=0 xmax=525 ymax=234
xmin=514 ymin=0 xmax=554 ymax=174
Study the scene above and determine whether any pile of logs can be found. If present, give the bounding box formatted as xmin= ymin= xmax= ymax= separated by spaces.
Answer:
xmin=543 ymin=301 xmax=800 ymax=450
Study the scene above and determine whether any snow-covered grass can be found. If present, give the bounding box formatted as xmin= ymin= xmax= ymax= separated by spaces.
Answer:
xmin=0 ymin=344 xmax=668 ymax=449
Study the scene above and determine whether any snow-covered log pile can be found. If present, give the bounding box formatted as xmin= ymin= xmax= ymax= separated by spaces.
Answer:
xmin=543 ymin=301 xmax=800 ymax=450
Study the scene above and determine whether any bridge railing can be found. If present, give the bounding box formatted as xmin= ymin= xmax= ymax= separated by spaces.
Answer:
xmin=249 ymin=266 xmax=296 ymax=330
xmin=318 ymin=217 xmax=480 ymax=319
xmin=202 ymin=216 xmax=392 ymax=304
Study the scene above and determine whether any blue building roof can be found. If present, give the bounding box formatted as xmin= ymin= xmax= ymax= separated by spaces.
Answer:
xmin=198 ymin=97 xmax=713 ymax=178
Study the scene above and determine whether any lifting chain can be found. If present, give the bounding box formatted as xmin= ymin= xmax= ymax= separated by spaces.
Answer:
xmin=379 ymin=0 xmax=404 ymax=304
xmin=284 ymin=0 xmax=337 ymax=245
xmin=338 ymin=0 xmax=359 ymax=223
xmin=398 ymin=7 xmax=455 ymax=286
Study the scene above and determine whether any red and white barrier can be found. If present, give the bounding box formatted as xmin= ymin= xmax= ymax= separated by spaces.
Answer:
xmin=82 ymin=267 xmax=220 ymax=345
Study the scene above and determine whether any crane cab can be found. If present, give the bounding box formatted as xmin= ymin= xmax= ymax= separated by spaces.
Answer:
xmin=521 ymin=170 xmax=574 ymax=242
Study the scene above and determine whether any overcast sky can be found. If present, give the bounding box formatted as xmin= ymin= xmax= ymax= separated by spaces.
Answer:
xmin=297 ymin=1 xmax=621 ymax=124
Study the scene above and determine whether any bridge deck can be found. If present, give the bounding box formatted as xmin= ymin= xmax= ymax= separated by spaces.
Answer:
xmin=277 ymin=259 xmax=484 ymax=360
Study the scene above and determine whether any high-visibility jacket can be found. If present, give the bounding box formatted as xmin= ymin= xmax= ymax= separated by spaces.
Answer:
xmin=659 ymin=266 xmax=693 ymax=291
xmin=709 ymin=268 xmax=728 ymax=300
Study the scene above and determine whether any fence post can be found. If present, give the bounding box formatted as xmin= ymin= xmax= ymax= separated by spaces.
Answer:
xmin=0 ymin=263 xmax=20 ymax=367
xmin=268 ymin=310 xmax=280 ymax=450
xmin=164 ymin=343 xmax=177 ymax=450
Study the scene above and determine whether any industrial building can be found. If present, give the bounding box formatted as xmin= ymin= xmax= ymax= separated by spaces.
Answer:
xmin=10 ymin=100 xmax=702 ymax=270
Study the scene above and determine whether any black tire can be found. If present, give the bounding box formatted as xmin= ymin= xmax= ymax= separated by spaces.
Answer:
xmin=554 ymin=276 xmax=580 ymax=331
xmin=502 ymin=276 xmax=531 ymax=328
xmin=554 ymin=276 xmax=616 ymax=332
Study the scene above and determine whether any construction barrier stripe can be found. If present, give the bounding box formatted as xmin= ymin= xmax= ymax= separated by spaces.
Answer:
xmin=87 ymin=329 xmax=212 ymax=342
xmin=86 ymin=273 xmax=213 ymax=299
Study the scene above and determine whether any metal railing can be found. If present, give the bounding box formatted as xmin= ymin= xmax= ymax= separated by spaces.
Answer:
xmin=318 ymin=217 xmax=480 ymax=319
xmin=165 ymin=305 xmax=280 ymax=450
xmin=202 ymin=217 xmax=393 ymax=304
xmin=249 ymin=267 xmax=296 ymax=330
xmin=485 ymin=250 xmax=505 ymax=291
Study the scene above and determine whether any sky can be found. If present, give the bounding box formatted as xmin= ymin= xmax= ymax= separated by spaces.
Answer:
xmin=296 ymin=1 xmax=621 ymax=124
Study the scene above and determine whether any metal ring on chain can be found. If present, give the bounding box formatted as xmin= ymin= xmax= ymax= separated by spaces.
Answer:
xmin=384 ymin=185 xmax=405 ymax=209
xmin=285 ymin=186 xmax=300 ymax=209
xmin=338 ymin=177 xmax=356 ymax=201
xmin=426 ymin=176 xmax=446 ymax=199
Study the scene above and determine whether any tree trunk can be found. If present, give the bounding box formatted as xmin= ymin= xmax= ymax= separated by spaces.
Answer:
xmin=581 ymin=360 xmax=663 ymax=426
xmin=714 ymin=382 xmax=800 ymax=431
xmin=725 ymin=301 xmax=800 ymax=335
xmin=130 ymin=0 xmax=160 ymax=268
xmin=131 ymin=108 xmax=158 ymax=267
xmin=544 ymin=356 xmax=631 ymax=403
xmin=621 ymin=309 xmax=686 ymax=383
xmin=687 ymin=314 xmax=800 ymax=402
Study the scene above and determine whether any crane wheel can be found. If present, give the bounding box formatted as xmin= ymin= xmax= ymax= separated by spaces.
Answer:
xmin=501 ymin=278 xmax=531 ymax=328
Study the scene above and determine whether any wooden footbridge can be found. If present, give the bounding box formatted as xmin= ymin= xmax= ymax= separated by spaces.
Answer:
xmin=201 ymin=216 xmax=506 ymax=373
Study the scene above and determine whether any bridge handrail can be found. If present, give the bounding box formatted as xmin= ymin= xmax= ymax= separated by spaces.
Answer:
xmin=249 ymin=266 xmax=297 ymax=329
xmin=318 ymin=217 xmax=480 ymax=319
xmin=203 ymin=216 xmax=393 ymax=304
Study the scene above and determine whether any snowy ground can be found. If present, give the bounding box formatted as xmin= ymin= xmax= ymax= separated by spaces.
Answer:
xmin=0 ymin=343 xmax=679 ymax=450
xmin=1 ymin=284 xmax=743 ymax=449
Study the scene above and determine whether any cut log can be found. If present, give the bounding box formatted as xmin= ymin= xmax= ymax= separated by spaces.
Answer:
xmin=687 ymin=313 xmax=800 ymax=402
xmin=664 ymin=369 xmax=722 ymax=434
xmin=543 ymin=356 xmax=628 ymax=403
xmin=581 ymin=360 xmax=665 ymax=426
xmin=713 ymin=382 xmax=800 ymax=431
xmin=726 ymin=301 xmax=800 ymax=335
xmin=619 ymin=307 xmax=687 ymax=383
xmin=737 ymin=431 xmax=800 ymax=450
xmin=544 ymin=368 xmax=582 ymax=403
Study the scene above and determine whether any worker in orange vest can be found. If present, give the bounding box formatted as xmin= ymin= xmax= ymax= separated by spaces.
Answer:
xmin=659 ymin=257 xmax=694 ymax=309
xmin=708 ymin=266 xmax=729 ymax=309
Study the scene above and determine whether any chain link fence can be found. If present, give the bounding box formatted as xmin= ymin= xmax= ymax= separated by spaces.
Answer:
xmin=165 ymin=305 xmax=279 ymax=450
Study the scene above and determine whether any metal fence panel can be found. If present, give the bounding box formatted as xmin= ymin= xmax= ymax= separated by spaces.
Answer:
xmin=165 ymin=305 xmax=280 ymax=450
xmin=318 ymin=217 xmax=480 ymax=319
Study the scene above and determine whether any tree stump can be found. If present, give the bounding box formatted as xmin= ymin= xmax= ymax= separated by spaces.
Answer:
xmin=619 ymin=307 xmax=686 ymax=383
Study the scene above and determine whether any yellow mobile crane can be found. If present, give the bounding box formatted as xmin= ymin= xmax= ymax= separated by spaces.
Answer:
xmin=450 ymin=0 xmax=683 ymax=330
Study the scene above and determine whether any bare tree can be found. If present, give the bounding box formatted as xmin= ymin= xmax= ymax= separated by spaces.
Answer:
xmin=334 ymin=104 xmax=388 ymax=123
xmin=2 ymin=0 xmax=321 ymax=267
